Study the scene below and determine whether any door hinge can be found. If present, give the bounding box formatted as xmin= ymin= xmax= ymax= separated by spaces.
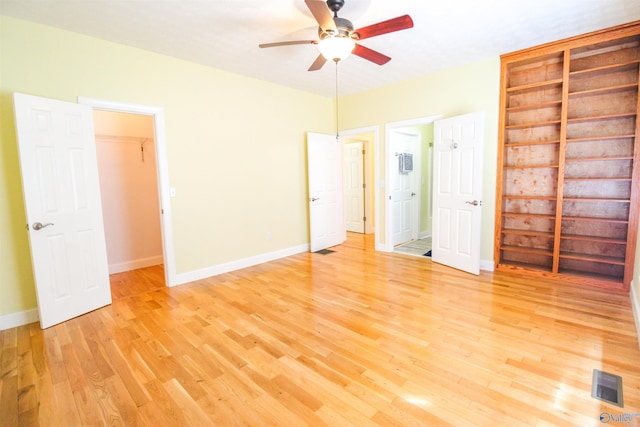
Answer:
xmin=362 ymin=149 xmax=366 ymax=155
xmin=363 ymin=216 xmax=366 ymax=222
xmin=362 ymin=183 xmax=366 ymax=189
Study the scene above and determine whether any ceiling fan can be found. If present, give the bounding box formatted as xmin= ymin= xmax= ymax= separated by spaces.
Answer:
xmin=259 ymin=0 xmax=414 ymax=71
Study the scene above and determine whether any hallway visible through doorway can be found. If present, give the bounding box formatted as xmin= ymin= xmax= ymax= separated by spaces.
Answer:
xmin=394 ymin=237 xmax=432 ymax=257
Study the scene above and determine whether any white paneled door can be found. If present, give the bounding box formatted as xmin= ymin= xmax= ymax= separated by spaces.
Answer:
xmin=14 ymin=93 xmax=111 ymax=328
xmin=344 ymin=141 xmax=364 ymax=233
xmin=432 ymin=112 xmax=485 ymax=275
xmin=307 ymin=132 xmax=345 ymax=252
xmin=390 ymin=130 xmax=420 ymax=246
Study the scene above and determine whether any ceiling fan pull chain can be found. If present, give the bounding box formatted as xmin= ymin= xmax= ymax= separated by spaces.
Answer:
xmin=335 ymin=61 xmax=341 ymax=141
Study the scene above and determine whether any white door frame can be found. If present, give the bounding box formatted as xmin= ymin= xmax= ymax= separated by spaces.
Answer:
xmin=78 ymin=97 xmax=177 ymax=287
xmin=383 ymin=116 xmax=442 ymax=252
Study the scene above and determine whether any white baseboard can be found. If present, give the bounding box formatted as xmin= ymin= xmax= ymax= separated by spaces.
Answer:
xmin=631 ymin=279 xmax=640 ymax=350
xmin=109 ymin=255 xmax=164 ymax=274
xmin=418 ymin=231 xmax=432 ymax=240
xmin=174 ymin=243 xmax=309 ymax=287
xmin=480 ymin=259 xmax=494 ymax=272
xmin=0 ymin=308 xmax=39 ymax=331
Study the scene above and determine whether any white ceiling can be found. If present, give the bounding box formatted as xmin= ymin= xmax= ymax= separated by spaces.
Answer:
xmin=2 ymin=0 xmax=640 ymax=97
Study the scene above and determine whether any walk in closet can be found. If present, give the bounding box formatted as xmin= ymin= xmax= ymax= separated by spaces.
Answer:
xmin=495 ymin=21 xmax=640 ymax=290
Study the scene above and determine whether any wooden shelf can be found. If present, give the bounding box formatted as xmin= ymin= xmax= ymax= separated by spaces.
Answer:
xmin=566 ymin=112 xmax=637 ymax=124
xmin=496 ymin=23 xmax=640 ymax=290
xmin=565 ymin=156 xmax=633 ymax=163
xmin=559 ymin=251 xmax=625 ymax=265
xmin=506 ymin=79 xmax=563 ymax=93
xmin=563 ymin=197 xmax=630 ymax=203
xmin=505 ymin=140 xmax=560 ymax=147
xmin=502 ymin=229 xmax=555 ymax=238
xmin=500 ymin=245 xmax=553 ymax=257
xmin=506 ymin=100 xmax=562 ymax=112
xmin=564 ymin=177 xmax=632 ymax=183
xmin=497 ymin=260 xmax=552 ymax=272
xmin=561 ymin=234 xmax=626 ymax=245
xmin=556 ymin=268 xmax=623 ymax=282
xmin=502 ymin=212 xmax=556 ymax=220
xmin=503 ymin=164 xmax=559 ymax=170
xmin=562 ymin=216 xmax=629 ymax=224
xmin=502 ymin=195 xmax=557 ymax=200
xmin=566 ymin=134 xmax=635 ymax=143
xmin=506 ymin=119 xmax=561 ymax=129
xmin=568 ymin=83 xmax=639 ymax=97
xmin=569 ymin=59 xmax=640 ymax=78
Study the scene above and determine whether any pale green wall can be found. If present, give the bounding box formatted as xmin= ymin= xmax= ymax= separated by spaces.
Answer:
xmin=340 ymin=57 xmax=501 ymax=260
xmin=0 ymin=16 xmax=333 ymax=317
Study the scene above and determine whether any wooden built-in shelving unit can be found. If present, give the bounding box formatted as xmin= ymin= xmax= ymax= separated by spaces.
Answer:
xmin=495 ymin=22 xmax=640 ymax=290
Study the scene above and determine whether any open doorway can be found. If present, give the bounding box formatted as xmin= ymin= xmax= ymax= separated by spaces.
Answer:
xmin=79 ymin=97 xmax=177 ymax=294
xmin=342 ymin=133 xmax=375 ymax=235
xmin=385 ymin=116 xmax=441 ymax=256
xmin=93 ymin=110 xmax=165 ymax=299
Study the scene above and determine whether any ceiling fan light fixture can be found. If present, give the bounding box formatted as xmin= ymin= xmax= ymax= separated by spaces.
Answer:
xmin=318 ymin=36 xmax=355 ymax=62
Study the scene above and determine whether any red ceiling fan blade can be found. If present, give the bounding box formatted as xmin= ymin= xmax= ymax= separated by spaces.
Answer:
xmin=259 ymin=40 xmax=318 ymax=48
xmin=353 ymin=44 xmax=391 ymax=66
xmin=305 ymin=0 xmax=337 ymax=33
xmin=308 ymin=54 xmax=328 ymax=71
xmin=354 ymin=15 xmax=413 ymax=40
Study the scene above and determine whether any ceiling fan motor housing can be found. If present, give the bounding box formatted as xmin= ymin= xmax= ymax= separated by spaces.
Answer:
xmin=319 ymin=16 xmax=354 ymax=39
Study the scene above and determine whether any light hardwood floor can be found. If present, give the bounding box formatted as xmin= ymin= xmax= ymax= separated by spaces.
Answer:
xmin=1 ymin=233 xmax=639 ymax=426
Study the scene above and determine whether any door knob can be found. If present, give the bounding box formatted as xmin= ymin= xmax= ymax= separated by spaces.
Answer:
xmin=465 ymin=200 xmax=481 ymax=206
xmin=32 ymin=222 xmax=54 ymax=230
xmin=411 ymin=192 xmax=416 ymax=196
xmin=310 ymin=197 xmax=320 ymax=202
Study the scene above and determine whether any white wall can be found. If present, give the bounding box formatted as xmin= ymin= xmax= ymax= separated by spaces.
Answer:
xmin=94 ymin=110 xmax=163 ymax=274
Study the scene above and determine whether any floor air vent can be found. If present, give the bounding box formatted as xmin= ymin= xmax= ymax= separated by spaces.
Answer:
xmin=592 ymin=369 xmax=624 ymax=407
xmin=314 ymin=249 xmax=335 ymax=255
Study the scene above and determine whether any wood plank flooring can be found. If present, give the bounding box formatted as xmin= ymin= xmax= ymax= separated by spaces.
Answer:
xmin=1 ymin=233 xmax=639 ymax=426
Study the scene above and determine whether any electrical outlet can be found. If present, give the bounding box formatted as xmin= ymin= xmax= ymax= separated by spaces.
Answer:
xmin=170 ymin=187 xmax=176 ymax=197
xmin=266 ymin=231 xmax=272 ymax=241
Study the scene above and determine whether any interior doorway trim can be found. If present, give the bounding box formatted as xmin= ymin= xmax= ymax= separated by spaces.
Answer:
xmin=78 ymin=97 xmax=177 ymax=287
xmin=383 ymin=115 xmax=442 ymax=252
xmin=339 ymin=126 xmax=382 ymax=250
